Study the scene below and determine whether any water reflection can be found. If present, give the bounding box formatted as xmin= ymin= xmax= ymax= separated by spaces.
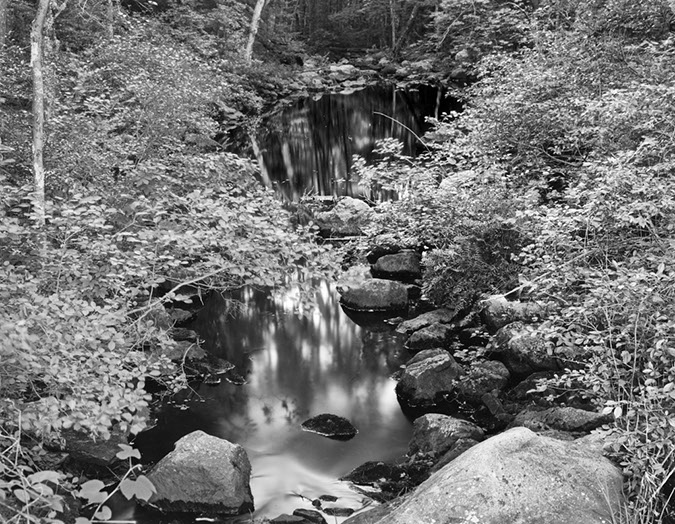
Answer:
xmin=255 ymin=85 xmax=459 ymax=200
xmin=135 ymin=281 xmax=412 ymax=521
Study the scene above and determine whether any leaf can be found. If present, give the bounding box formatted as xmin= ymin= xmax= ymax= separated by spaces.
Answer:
xmin=613 ymin=406 xmax=623 ymax=419
xmin=27 ymin=470 xmax=62 ymax=485
xmin=75 ymin=518 xmax=91 ymax=524
xmin=119 ymin=475 xmax=155 ymax=501
xmin=13 ymin=488 xmax=31 ymax=503
xmin=93 ymin=506 xmax=112 ymax=521
xmin=77 ymin=480 xmax=108 ymax=504
xmin=116 ymin=444 xmax=141 ymax=461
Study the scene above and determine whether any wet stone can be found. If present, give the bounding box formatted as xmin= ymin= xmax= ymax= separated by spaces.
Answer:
xmin=270 ymin=515 xmax=307 ymax=523
xmin=324 ymin=507 xmax=355 ymax=517
xmin=301 ymin=414 xmax=358 ymax=440
xmin=293 ymin=508 xmax=328 ymax=524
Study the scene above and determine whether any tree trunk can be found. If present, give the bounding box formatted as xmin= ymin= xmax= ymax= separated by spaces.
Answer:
xmin=105 ymin=0 xmax=115 ymax=39
xmin=389 ymin=0 xmax=397 ymax=51
xmin=392 ymin=2 xmax=420 ymax=58
xmin=245 ymin=0 xmax=267 ymax=65
xmin=0 ymin=0 xmax=8 ymax=48
xmin=31 ymin=0 xmax=50 ymax=227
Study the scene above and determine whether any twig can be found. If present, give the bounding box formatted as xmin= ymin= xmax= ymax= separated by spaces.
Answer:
xmin=372 ymin=111 xmax=431 ymax=153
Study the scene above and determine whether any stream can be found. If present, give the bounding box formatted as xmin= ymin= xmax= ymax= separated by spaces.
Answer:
xmin=133 ymin=83 xmax=454 ymax=522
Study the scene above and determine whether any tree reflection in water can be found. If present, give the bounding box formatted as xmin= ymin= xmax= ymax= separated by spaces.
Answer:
xmin=255 ymin=84 xmax=459 ymax=200
xmin=135 ymin=281 xmax=413 ymax=520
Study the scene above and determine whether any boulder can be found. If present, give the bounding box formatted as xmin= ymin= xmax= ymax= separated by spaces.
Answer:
xmin=480 ymin=294 xmax=546 ymax=332
xmin=344 ymin=427 xmax=624 ymax=524
xmin=301 ymin=414 xmax=358 ymax=440
xmin=314 ymin=197 xmax=372 ymax=237
xmin=395 ymin=349 xmax=461 ymax=411
xmin=395 ymin=308 xmax=457 ymax=336
xmin=147 ymin=430 xmax=253 ymax=516
xmin=370 ymin=251 xmax=421 ymax=281
xmin=408 ymin=414 xmax=484 ymax=457
xmin=337 ymin=278 xmax=408 ymax=312
xmin=292 ymin=509 xmax=327 ymax=524
xmin=404 ymin=323 xmax=455 ymax=352
xmin=492 ymin=321 xmax=559 ymax=375
xmin=430 ymin=437 xmax=480 ymax=472
xmin=509 ymin=407 xmax=612 ymax=433
xmin=455 ymin=360 xmax=510 ymax=403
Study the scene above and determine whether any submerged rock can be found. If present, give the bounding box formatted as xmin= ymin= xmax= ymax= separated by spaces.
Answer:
xmin=292 ymin=508 xmax=327 ymax=524
xmin=345 ymin=427 xmax=624 ymax=524
xmin=337 ymin=278 xmax=408 ymax=312
xmin=301 ymin=414 xmax=358 ymax=440
xmin=147 ymin=430 xmax=253 ymax=516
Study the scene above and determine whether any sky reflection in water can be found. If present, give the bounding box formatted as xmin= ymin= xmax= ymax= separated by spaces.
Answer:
xmin=136 ymin=281 xmax=412 ymax=521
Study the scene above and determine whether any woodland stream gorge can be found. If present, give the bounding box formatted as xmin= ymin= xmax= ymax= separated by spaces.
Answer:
xmin=3 ymin=2 xmax=675 ymax=523
xmin=108 ymin=84 xmax=668 ymax=524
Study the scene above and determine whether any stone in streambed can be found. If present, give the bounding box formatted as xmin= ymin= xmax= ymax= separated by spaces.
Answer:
xmin=395 ymin=349 xmax=461 ymax=412
xmin=147 ymin=430 xmax=253 ymax=516
xmin=301 ymin=414 xmax=358 ymax=440
xmin=371 ymin=251 xmax=421 ymax=281
xmin=408 ymin=414 xmax=484 ymax=457
xmin=337 ymin=278 xmax=408 ymax=312
xmin=344 ymin=427 xmax=624 ymax=524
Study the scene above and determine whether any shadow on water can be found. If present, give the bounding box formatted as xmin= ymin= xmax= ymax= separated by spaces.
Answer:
xmin=254 ymin=84 xmax=460 ymax=200
xmin=134 ymin=281 xmax=413 ymax=521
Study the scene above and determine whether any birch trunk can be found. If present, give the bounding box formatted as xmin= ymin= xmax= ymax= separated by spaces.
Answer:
xmin=31 ymin=0 xmax=50 ymax=227
xmin=0 ymin=0 xmax=8 ymax=47
xmin=245 ymin=0 xmax=267 ymax=65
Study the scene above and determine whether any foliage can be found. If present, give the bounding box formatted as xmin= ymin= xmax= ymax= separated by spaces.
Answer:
xmin=1 ymin=6 xmax=338 ymax=524
xmin=430 ymin=0 xmax=532 ymax=58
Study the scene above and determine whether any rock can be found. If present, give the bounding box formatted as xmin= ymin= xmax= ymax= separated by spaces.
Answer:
xmin=62 ymin=429 xmax=127 ymax=468
xmin=508 ymin=370 xmax=557 ymax=401
xmin=337 ymin=278 xmax=408 ymax=312
xmin=492 ymin=321 xmax=559 ymax=374
xmin=480 ymin=294 xmax=546 ymax=332
xmin=449 ymin=67 xmax=468 ymax=81
xmin=324 ymin=507 xmax=355 ymax=517
xmin=271 ymin=515 xmax=306 ymax=523
xmin=455 ymin=360 xmax=510 ymax=403
xmin=457 ymin=326 xmax=489 ymax=347
xmin=510 ymin=407 xmax=613 ymax=433
xmin=366 ymin=243 xmax=401 ymax=263
xmin=371 ymin=251 xmax=421 ymax=281
xmin=395 ymin=349 xmax=461 ymax=411
xmin=293 ymin=508 xmax=327 ymax=524
xmin=408 ymin=414 xmax=484 ymax=457
xmin=405 ymin=323 xmax=455 ymax=352
xmin=346 ymin=427 xmax=624 ymax=524
xmin=170 ymin=327 xmax=199 ymax=342
xmin=147 ymin=430 xmax=253 ymax=515
xmin=301 ymin=414 xmax=358 ymax=440
xmin=162 ymin=339 xmax=206 ymax=362
xmin=430 ymin=437 xmax=480 ymax=472
xmin=395 ymin=308 xmax=457 ymax=335
xmin=314 ymin=197 xmax=372 ymax=237
xmin=166 ymin=307 xmax=197 ymax=325
xmin=340 ymin=461 xmax=404 ymax=486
